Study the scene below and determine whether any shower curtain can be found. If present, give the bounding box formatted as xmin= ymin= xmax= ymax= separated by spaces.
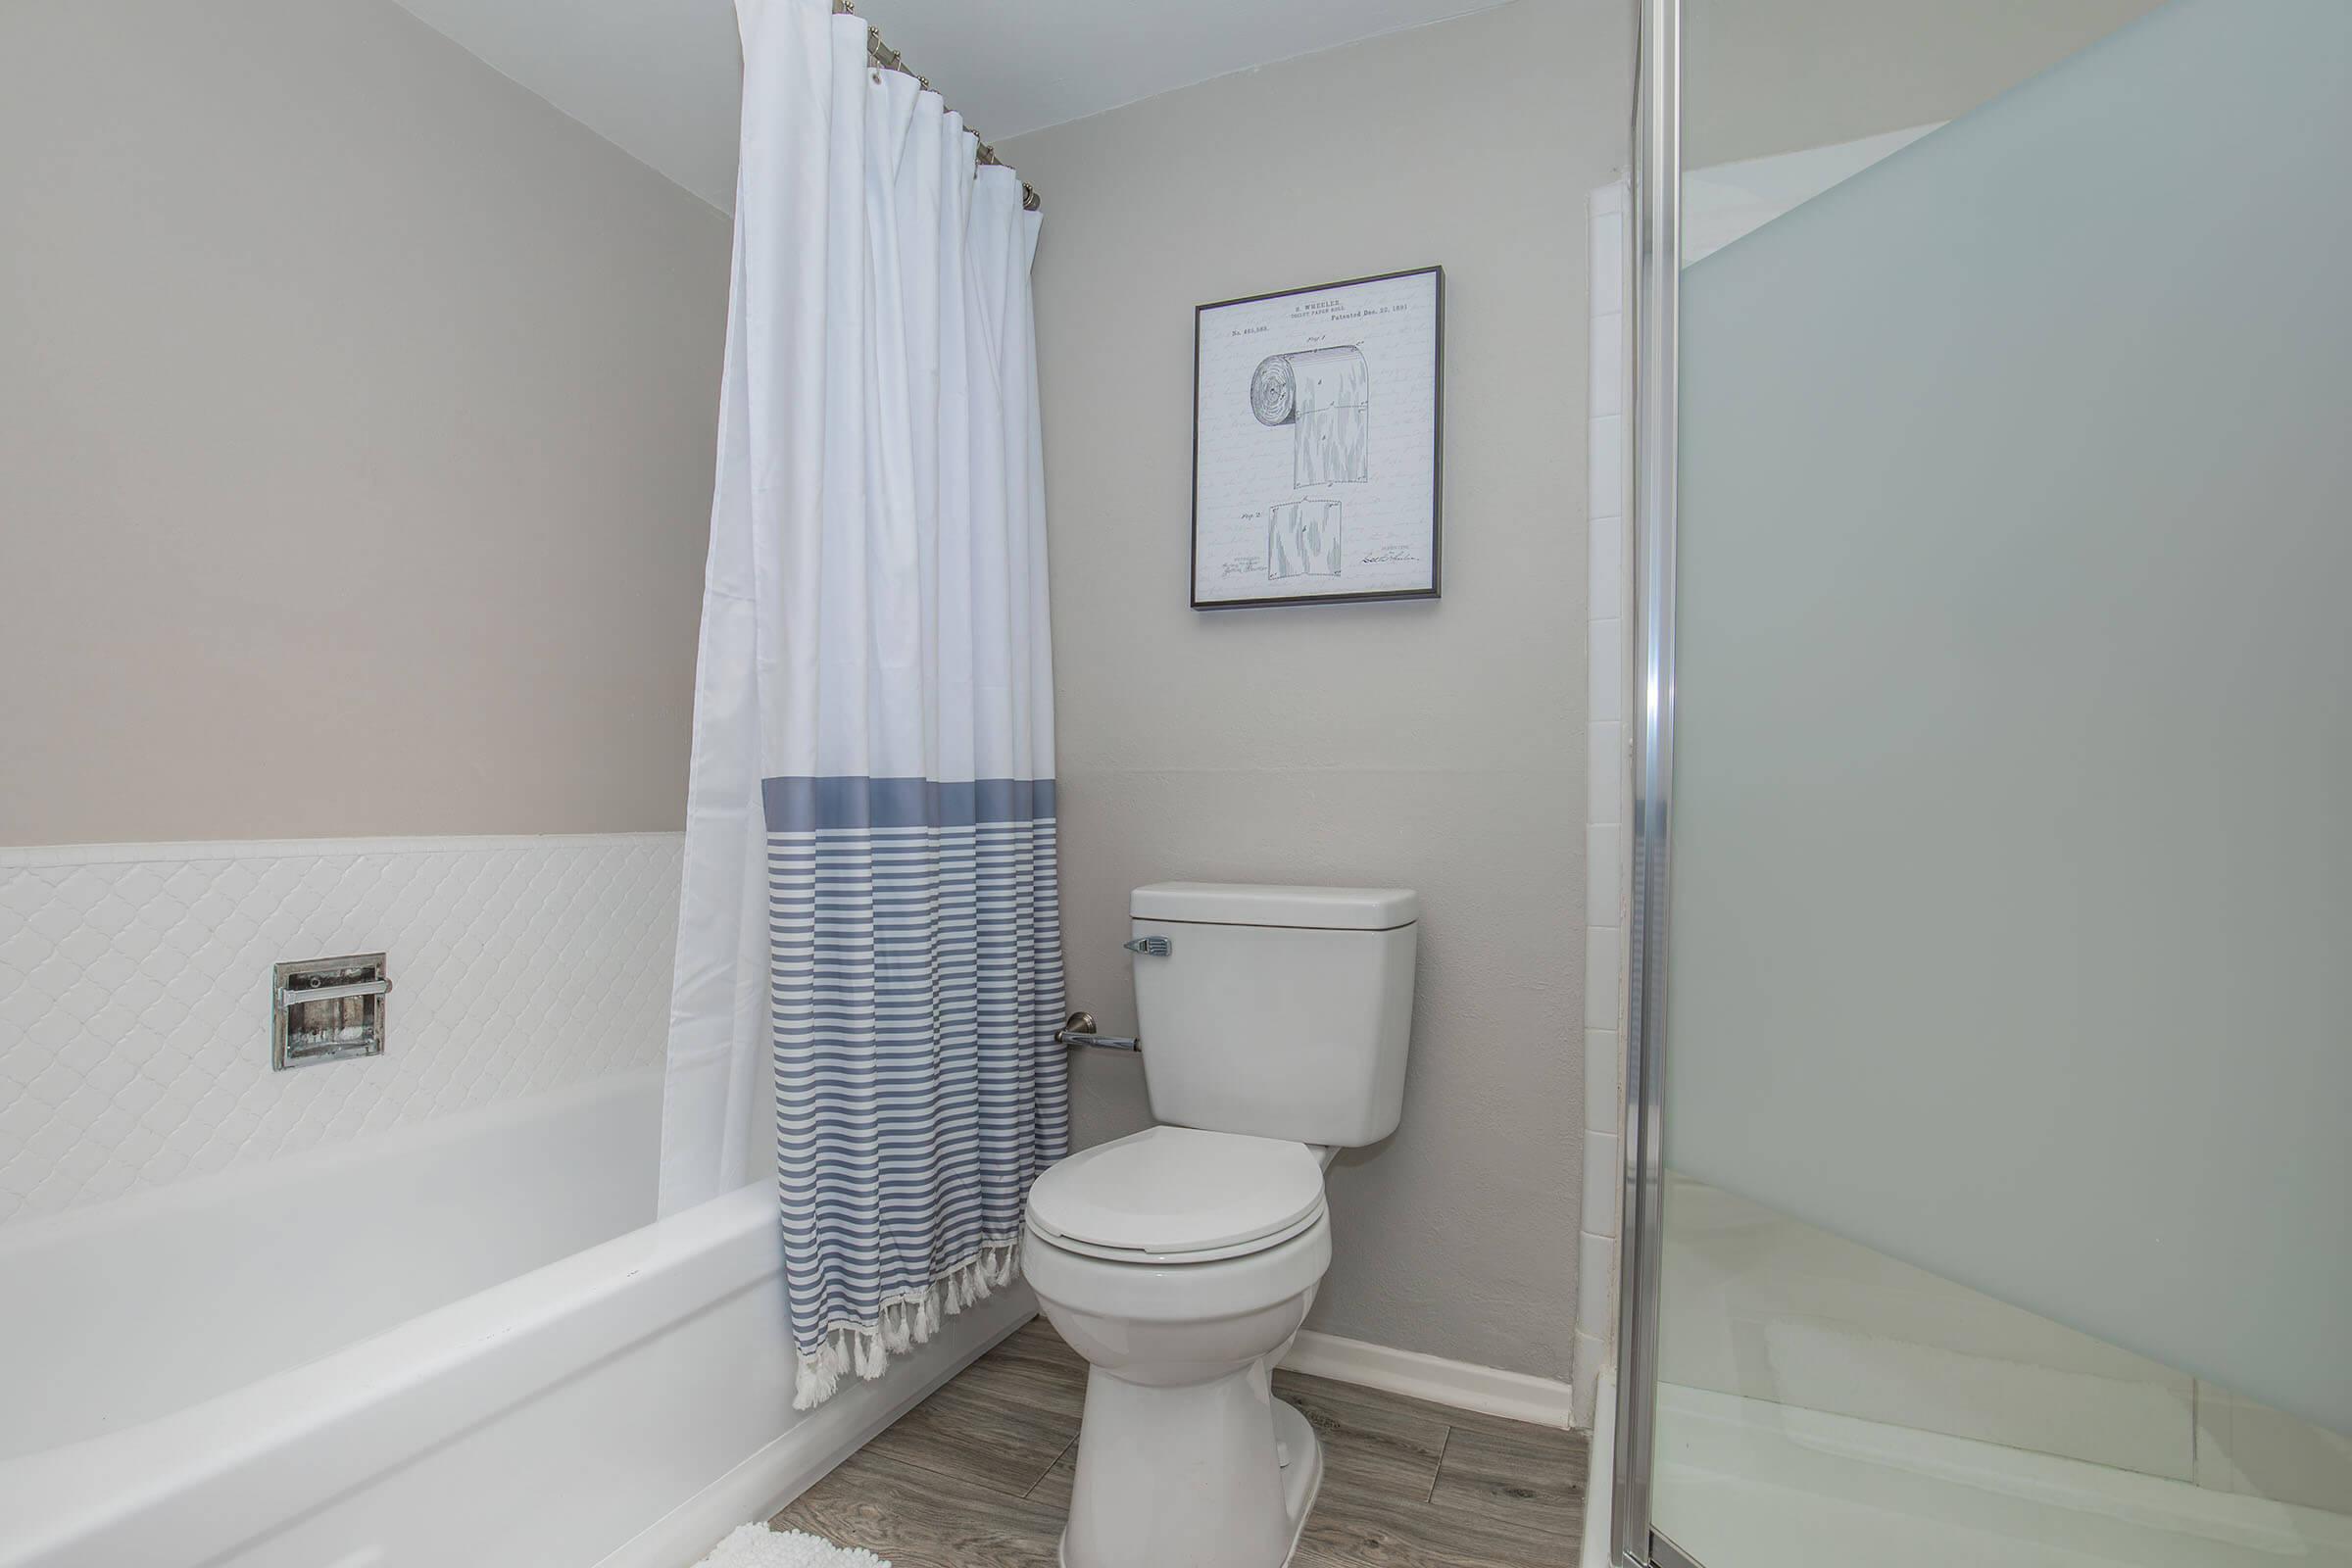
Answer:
xmin=659 ymin=0 xmax=1068 ymax=1408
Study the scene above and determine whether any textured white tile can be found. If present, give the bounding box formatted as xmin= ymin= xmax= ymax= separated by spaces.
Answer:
xmin=1578 ymin=1229 xmax=1618 ymax=1332
xmin=1586 ymin=1029 xmax=1620 ymax=1137
xmin=1584 ymin=924 xmax=1620 ymax=1033
xmin=1580 ymin=179 xmax=1635 ymax=1367
xmin=1572 ymin=1329 xmax=1611 ymax=1428
xmin=1589 ymin=720 xmax=1624 ymax=827
xmin=0 ymin=834 xmax=681 ymax=1226
xmin=1588 ymin=413 xmax=1625 ymax=526
xmin=1582 ymin=1132 xmax=1621 ymax=1238
xmin=1587 ymin=824 xmax=1623 ymax=928
xmin=1590 ymin=212 xmax=1626 ymax=316
xmin=1589 ymin=618 xmax=1625 ymax=723
xmin=1589 ymin=310 xmax=1625 ymax=419
xmin=1588 ymin=488 xmax=1625 ymax=622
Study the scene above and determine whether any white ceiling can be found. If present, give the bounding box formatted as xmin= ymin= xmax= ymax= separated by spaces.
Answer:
xmin=388 ymin=0 xmax=1514 ymax=212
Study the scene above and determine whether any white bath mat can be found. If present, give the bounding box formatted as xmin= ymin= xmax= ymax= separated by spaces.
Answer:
xmin=693 ymin=1523 xmax=889 ymax=1568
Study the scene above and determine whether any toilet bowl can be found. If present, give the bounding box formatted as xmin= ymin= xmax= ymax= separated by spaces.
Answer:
xmin=1031 ymin=883 xmax=1418 ymax=1568
xmin=1024 ymin=1126 xmax=1334 ymax=1568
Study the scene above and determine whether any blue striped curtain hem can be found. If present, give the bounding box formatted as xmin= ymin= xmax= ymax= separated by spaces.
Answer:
xmin=764 ymin=774 xmax=1069 ymax=1406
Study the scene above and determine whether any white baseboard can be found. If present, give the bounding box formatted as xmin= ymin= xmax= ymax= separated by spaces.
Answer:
xmin=1278 ymin=1330 xmax=1578 ymax=1430
xmin=594 ymin=1287 xmax=1036 ymax=1568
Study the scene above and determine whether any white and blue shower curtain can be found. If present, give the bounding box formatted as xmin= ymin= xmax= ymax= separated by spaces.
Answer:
xmin=659 ymin=0 xmax=1068 ymax=1408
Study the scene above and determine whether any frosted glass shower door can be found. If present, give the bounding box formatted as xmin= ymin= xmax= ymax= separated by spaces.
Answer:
xmin=1641 ymin=2 xmax=2352 ymax=1563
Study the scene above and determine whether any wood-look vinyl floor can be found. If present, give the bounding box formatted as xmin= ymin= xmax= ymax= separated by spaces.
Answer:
xmin=763 ymin=1319 xmax=1588 ymax=1568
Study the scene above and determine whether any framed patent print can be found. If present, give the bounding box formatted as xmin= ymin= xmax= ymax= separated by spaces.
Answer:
xmin=1191 ymin=266 xmax=1443 ymax=609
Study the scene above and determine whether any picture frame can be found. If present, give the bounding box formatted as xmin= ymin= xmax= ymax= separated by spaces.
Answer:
xmin=1191 ymin=266 xmax=1444 ymax=610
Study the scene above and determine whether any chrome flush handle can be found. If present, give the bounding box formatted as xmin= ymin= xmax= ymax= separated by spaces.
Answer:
xmin=1123 ymin=936 xmax=1171 ymax=956
xmin=1054 ymin=1010 xmax=1140 ymax=1053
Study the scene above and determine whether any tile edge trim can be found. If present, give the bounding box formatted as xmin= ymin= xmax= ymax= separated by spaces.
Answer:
xmin=0 ymin=831 xmax=686 ymax=869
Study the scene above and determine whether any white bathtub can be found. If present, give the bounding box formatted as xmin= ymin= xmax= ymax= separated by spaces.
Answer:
xmin=0 ymin=1071 xmax=1030 ymax=1567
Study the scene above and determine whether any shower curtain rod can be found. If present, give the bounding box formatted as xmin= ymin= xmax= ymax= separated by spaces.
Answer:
xmin=833 ymin=1 xmax=1044 ymax=211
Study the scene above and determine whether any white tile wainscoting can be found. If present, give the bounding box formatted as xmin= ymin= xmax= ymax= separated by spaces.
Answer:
xmin=0 ymin=833 xmax=681 ymax=1226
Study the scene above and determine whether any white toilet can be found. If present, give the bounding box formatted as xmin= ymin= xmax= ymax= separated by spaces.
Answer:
xmin=1023 ymin=882 xmax=1418 ymax=1568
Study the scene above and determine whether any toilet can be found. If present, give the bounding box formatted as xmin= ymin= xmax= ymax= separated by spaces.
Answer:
xmin=1023 ymin=882 xmax=1418 ymax=1568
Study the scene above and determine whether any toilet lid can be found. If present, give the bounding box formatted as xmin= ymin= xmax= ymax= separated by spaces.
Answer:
xmin=1026 ymin=1126 xmax=1326 ymax=1258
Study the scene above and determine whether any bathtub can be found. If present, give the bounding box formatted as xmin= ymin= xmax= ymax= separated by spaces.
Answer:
xmin=0 ymin=1070 xmax=1031 ymax=1567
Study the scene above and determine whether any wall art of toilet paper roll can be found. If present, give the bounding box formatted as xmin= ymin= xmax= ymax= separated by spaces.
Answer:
xmin=1250 ymin=345 xmax=1370 ymax=486
xmin=1192 ymin=266 xmax=1440 ymax=610
xmin=1267 ymin=499 xmax=1344 ymax=580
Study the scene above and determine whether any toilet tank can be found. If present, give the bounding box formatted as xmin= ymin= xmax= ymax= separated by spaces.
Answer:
xmin=1130 ymin=883 xmax=1417 ymax=1148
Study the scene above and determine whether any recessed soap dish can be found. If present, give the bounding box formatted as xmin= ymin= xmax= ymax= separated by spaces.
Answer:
xmin=272 ymin=953 xmax=391 ymax=1070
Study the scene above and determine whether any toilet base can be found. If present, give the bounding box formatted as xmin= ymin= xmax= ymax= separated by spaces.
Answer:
xmin=1056 ymin=1388 xmax=1323 ymax=1568
xmin=1272 ymin=1398 xmax=1325 ymax=1558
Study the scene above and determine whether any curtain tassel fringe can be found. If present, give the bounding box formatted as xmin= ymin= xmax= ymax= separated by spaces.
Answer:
xmin=792 ymin=1239 xmax=1023 ymax=1408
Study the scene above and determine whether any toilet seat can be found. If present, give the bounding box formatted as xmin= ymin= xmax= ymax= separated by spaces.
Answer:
xmin=1025 ymin=1203 xmax=1326 ymax=1264
xmin=1026 ymin=1125 xmax=1326 ymax=1263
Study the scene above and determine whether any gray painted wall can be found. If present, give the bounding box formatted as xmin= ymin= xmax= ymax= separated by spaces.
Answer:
xmin=0 ymin=0 xmax=730 ymax=847
xmin=1002 ymin=0 xmax=1631 ymax=1381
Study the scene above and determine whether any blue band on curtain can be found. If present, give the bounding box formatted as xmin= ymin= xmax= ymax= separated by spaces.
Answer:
xmin=761 ymin=775 xmax=1058 ymax=833
xmin=761 ymin=770 xmax=1068 ymax=1404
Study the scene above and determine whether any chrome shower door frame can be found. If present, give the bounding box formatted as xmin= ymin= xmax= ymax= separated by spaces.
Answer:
xmin=1610 ymin=0 xmax=1689 ymax=1563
